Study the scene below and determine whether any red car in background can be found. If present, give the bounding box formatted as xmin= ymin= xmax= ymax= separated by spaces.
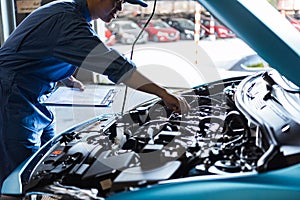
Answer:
xmin=201 ymin=16 xmax=236 ymax=39
xmin=104 ymin=27 xmax=116 ymax=46
xmin=285 ymin=14 xmax=300 ymax=31
xmin=138 ymin=19 xmax=180 ymax=42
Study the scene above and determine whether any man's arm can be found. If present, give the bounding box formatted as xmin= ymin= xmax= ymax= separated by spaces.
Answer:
xmin=123 ymin=69 xmax=190 ymax=113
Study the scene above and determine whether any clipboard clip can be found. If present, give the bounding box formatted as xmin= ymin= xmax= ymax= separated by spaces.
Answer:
xmin=100 ymin=89 xmax=118 ymax=106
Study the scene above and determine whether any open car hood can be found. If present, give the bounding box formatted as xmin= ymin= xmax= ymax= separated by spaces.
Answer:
xmin=198 ymin=0 xmax=300 ymax=87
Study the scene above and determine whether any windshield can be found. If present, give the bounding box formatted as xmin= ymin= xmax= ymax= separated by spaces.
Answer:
xmin=176 ymin=19 xmax=195 ymax=29
xmin=121 ymin=22 xmax=139 ymax=30
xmin=152 ymin=20 xmax=171 ymax=28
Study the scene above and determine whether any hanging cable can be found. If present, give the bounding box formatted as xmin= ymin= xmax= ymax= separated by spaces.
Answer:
xmin=120 ymin=0 xmax=158 ymax=116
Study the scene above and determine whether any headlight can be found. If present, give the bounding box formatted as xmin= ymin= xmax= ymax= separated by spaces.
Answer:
xmin=218 ymin=28 xmax=228 ymax=34
xmin=184 ymin=30 xmax=194 ymax=35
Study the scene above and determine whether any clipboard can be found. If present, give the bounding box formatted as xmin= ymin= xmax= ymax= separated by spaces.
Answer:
xmin=42 ymin=86 xmax=118 ymax=107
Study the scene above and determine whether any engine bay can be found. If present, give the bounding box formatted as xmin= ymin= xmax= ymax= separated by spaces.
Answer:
xmin=15 ymin=70 xmax=300 ymax=199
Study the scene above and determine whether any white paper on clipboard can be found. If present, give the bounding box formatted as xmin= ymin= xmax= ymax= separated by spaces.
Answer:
xmin=42 ymin=86 xmax=118 ymax=107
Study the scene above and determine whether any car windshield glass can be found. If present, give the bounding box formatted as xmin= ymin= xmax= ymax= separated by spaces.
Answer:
xmin=153 ymin=21 xmax=170 ymax=28
xmin=121 ymin=22 xmax=139 ymax=30
xmin=214 ymin=20 xmax=222 ymax=26
xmin=177 ymin=19 xmax=194 ymax=29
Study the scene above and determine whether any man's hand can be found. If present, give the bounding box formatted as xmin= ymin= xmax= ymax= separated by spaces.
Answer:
xmin=61 ymin=76 xmax=85 ymax=91
xmin=122 ymin=69 xmax=190 ymax=114
xmin=160 ymin=90 xmax=190 ymax=114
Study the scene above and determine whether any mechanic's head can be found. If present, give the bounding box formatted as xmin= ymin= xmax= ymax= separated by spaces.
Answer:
xmin=87 ymin=0 xmax=147 ymax=22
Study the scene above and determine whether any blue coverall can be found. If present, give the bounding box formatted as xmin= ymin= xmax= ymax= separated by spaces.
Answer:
xmin=0 ymin=0 xmax=135 ymax=189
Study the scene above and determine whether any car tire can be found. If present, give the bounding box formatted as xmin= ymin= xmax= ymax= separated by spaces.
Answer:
xmin=153 ymin=35 xmax=159 ymax=42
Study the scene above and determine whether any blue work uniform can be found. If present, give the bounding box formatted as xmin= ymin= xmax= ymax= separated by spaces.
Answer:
xmin=0 ymin=0 xmax=136 ymax=189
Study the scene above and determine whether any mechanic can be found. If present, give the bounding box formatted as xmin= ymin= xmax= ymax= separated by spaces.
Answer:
xmin=0 ymin=0 xmax=190 ymax=190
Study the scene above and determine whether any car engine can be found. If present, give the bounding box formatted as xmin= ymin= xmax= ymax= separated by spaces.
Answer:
xmin=16 ymin=70 xmax=300 ymax=199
